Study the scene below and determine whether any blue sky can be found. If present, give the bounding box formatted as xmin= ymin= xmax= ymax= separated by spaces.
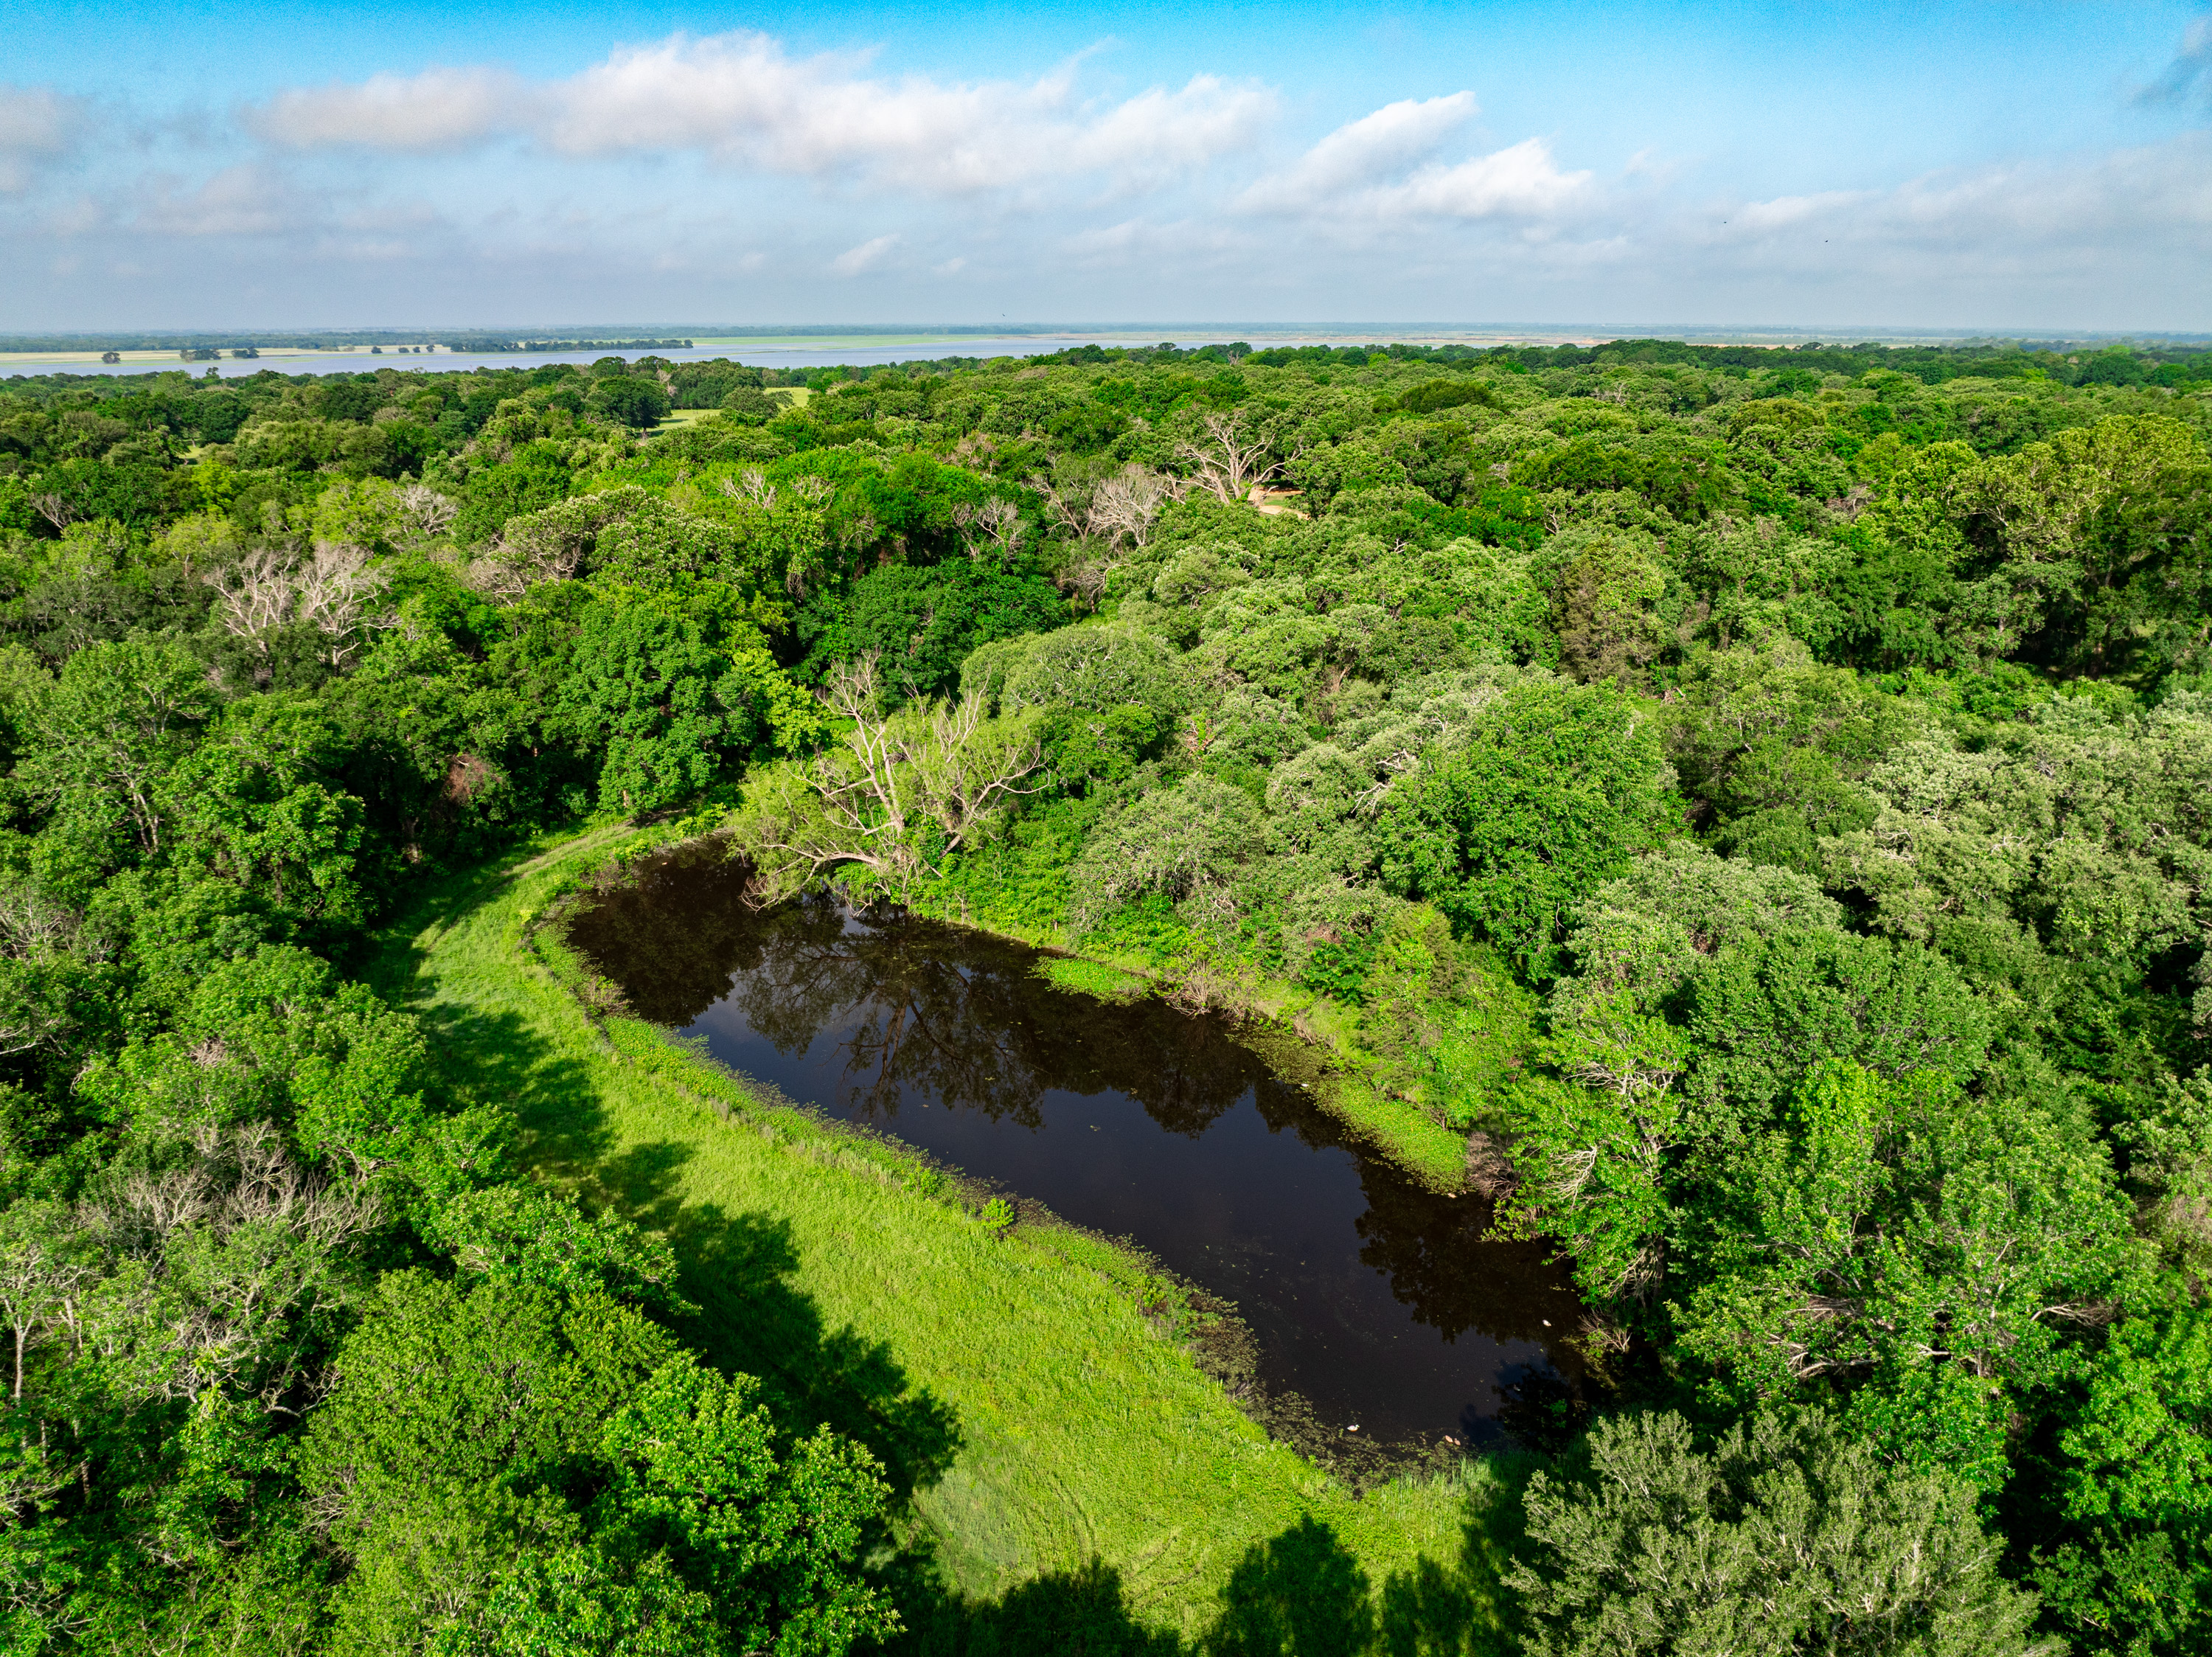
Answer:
xmin=3 ymin=1 xmax=2208 ymax=330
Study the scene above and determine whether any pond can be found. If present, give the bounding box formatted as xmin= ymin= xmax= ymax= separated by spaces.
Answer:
xmin=565 ymin=840 xmax=1585 ymax=1446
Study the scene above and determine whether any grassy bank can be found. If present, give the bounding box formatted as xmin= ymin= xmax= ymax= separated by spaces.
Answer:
xmin=369 ymin=824 xmax=1519 ymax=1646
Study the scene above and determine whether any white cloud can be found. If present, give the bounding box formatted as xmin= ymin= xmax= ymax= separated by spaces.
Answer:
xmin=1720 ymin=134 xmax=2212 ymax=277
xmin=14 ymin=32 xmax=2208 ymax=329
xmin=249 ymin=66 xmax=523 ymax=153
xmin=1238 ymin=99 xmax=1591 ymax=225
xmin=1064 ymin=75 xmax=1281 ymax=188
xmin=1366 ymin=136 xmax=1593 ymax=221
xmin=1238 ymin=93 xmax=1477 ymax=212
xmin=831 ymin=232 xmax=899 ymax=275
xmin=133 ymin=165 xmax=307 ymax=238
xmin=248 ymin=32 xmax=1276 ymax=197
xmin=0 ymin=84 xmax=88 ymax=193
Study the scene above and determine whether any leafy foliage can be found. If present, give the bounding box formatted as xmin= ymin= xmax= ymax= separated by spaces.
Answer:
xmin=0 ymin=338 xmax=2205 ymax=1650
xmin=1509 ymin=1408 xmax=2052 ymax=1656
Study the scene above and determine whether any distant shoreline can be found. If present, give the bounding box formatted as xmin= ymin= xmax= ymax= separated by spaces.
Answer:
xmin=5 ymin=322 xmax=2206 ymax=361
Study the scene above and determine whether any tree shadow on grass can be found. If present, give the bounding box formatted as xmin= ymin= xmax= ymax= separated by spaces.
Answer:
xmin=565 ymin=1128 xmax=964 ymax=1504
xmin=670 ymin=1202 xmax=966 ymax=1503
xmin=378 ymin=893 xmax=964 ymax=1508
xmin=873 ymin=1475 xmax=1537 ymax=1657
xmin=1206 ymin=1499 xmax=1531 ymax=1657
xmin=378 ymin=947 xmax=622 ymax=1185
xmin=1208 ymin=1515 xmax=1377 ymax=1657
xmin=881 ymin=1556 xmax=1190 ymax=1657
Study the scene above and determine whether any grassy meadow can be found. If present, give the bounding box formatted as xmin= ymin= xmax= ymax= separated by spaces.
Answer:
xmin=369 ymin=824 xmax=1521 ymax=1648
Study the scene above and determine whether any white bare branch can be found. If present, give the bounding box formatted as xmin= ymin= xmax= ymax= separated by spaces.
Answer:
xmin=953 ymin=496 xmax=1026 ymax=566
xmin=392 ymin=484 xmax=457 ymax=545
xmin=732 ymin=653 xmax=1045 ymax=904
xmin=1089 ymin=464 xmax=1175 ymax=548
xmin=1174 ymin=411 xmax=1287 ymax=504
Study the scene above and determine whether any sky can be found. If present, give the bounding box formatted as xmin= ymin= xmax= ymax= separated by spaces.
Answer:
xmin=2 ymin=1 xmax=2208 ymax=332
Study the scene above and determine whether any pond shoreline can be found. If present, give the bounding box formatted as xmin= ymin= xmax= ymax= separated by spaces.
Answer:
xmin=575 ymin=820 xmax=1478 ymax=1192
xmin=554 ymin=829 xmax=1584 ymax=1447
xmin=372 ymin=824 xmax=1512 ymax=1626
xmin=535 ymin=837 xmax=1474 ymax=1483
xmin=912 ymin=899 xmax=1479 ymax=1195
xmin=824 ymin=862 xmax=1478 ymax=1195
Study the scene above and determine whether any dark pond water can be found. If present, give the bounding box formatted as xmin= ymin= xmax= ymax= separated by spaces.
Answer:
xmin=566 ymin=841 xmax=1585 ymax=1445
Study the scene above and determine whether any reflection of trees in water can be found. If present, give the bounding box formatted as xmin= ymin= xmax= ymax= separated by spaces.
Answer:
xmin=568 ymin=847 xmax=1261 ymax=1132
xmin=563 ymin=839 xmax=765 ymax=1027
xmin=568 ymin=839 xmax=1585 ymax=1380
xmin=728 ymin=895 xmax=1051 ymax=1126
xmin=1248 ymin=1078 xmax=1585 ymax=1360
xmin=730 ymin=902 xmax=1266 ymax=1133
xmin=1350 ymin=1173 xmax=1584 ymax=1368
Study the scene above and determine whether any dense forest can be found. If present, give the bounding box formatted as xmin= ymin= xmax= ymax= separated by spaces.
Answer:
xmin=0 ymin=334 xmax=2207 ymax=1653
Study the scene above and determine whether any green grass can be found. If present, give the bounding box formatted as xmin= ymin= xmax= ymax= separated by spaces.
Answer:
xmin=1034 ymin=956 xmax=1152 ymax=1003
xmin=370 ymin=825 xmax=1520 ymax=1645
xmin=648 ymin=407 xmax=723 ymax=431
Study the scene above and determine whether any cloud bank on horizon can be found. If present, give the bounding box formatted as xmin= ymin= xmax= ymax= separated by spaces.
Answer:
xmin=2 ymin=1 xmax=2209 ymax=330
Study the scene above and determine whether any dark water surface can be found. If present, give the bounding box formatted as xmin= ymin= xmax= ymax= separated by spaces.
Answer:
xmin=566 ymin=841 xmax=1585 ymax=1443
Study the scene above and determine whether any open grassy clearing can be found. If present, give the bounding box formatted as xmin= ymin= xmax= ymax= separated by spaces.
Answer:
xmin=370 ymin=824 xmax=1518 ymax=1646
xmin=648 ymin=406 xmax=726 ymax=430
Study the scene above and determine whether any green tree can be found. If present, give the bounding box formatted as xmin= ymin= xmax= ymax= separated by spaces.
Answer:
xmin=1378 ymin=678 xmax=1679 ymax=973
xmin=300 ymin=1273 xmax=678 ymax=1653
xmin=550 ymin=585 xmax=818 ymax=814
xmin=19 ymin=635 xmax=216 ymax=877
xmin=1545 ymin=524 xmax=1668 ymax=687
xmin=1677 ymin=1060 xmax=2136 ymax=1487
xmin=588 ymin=378 xmax=673 ymax=431
xmin=2028 ymin=1279 xmax=2212 ymax=1656
xmin=160 ymin=694 xmax=368 ymax=938
xmin=1508 ymin=1407 xmax=2053 ymax=1657
xmin=591 ymin=1360 xmax=897 ymax=1656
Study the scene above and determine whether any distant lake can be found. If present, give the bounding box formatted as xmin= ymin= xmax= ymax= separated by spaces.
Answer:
xmin=4 ymin=333 xmax=1319 ymax=381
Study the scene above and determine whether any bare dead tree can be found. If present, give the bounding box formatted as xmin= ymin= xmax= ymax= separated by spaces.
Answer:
xmin=203 ymin=542 xmax=392 ymax=667
xmin=1175 ymin=411 xmax=1290 ymax=504
xmin=1089 ymin=464 xmax=1174 ymax=548
xmin=392 ymin=484 xmax=457 ymax=545
xmin=720 ymin=468 xmax=778 ymax=509
xmin=953 ymin=497 xmax=1026 ymax=566
xmin=1023 ymin=462 xmax=1179 ymax=612
xmin=69 ymin=1122 xmax=383 ymax=1406
xmin=1029 ymin=475 xmax=1088 ymax=541
xmin=733 ymin=654 xmax=1046 ymax=903
xmin=204 ymin=547 xmax=300 ymax=643
xmin=293 ymin=542 xmax=393 ymax=667
xmin=0 ymin=883 xmax=79 ymax=962
xmin=490 ymin=516 xmax=590 ymax=588
xmin=458 ymin=557 xmax=527 ymax=603
xmin=0 ymin=1204 xmax=98 ymax=1405
xmin=29 ymin=494 xmax=77 ymax=532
